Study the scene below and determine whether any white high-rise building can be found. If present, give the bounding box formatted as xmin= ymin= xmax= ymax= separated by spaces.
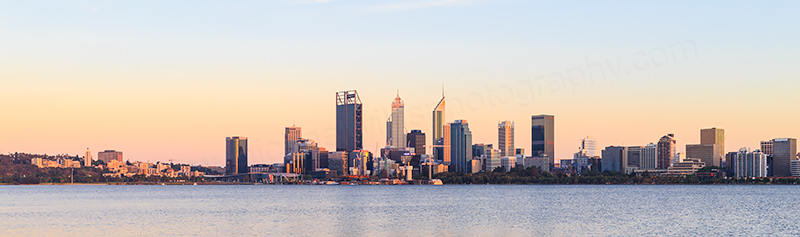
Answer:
xmin=640 ymin=143 xmax=658 ymax=169
xmin=84 ymin=148 xmax=92 ymax=167
xmin=581 ymin=137 xmax=598 ymax=157
xmin=734 ymin=148 xmax=767 ymax=178
xmin=498 ymin=121 xmax=515 ymax=157
xmin=386 ymin=92 xmax=406 ymax=148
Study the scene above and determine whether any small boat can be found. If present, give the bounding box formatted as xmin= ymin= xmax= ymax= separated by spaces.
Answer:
xmin=429 ymin=179 xmax=443 ymax=185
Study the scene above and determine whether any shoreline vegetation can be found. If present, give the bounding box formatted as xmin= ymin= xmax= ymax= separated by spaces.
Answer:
xmin=431 ymin=166 xmax=800 ymax=185
xmin=4 ymin=153 xmax=800 ymax=186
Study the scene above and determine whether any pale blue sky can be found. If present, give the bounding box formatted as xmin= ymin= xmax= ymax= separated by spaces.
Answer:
xmin=1 ymin=0 xmax=798 ymax=165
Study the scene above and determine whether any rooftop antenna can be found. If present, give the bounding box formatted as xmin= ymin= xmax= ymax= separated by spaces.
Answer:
xmin=442 ymin=84 xmax=445 ymax=97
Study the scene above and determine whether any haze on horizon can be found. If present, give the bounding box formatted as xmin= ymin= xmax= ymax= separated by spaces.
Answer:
xmin=1 ymin=1 xmax=798 ymax=166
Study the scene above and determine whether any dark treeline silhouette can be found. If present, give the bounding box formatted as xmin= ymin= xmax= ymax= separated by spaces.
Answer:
xmin=433 ymin=166 xmax=800 ymax=185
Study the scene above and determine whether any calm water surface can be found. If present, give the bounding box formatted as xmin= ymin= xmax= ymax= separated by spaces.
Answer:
xmin=1 ymin=185 xmax=799 ymax=236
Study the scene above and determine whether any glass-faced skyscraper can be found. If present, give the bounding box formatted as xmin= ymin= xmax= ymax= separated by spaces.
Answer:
xmin=531 ymin=115 xmax=555 ymax=166
xmin=226 ymin=136 xmax=248 ymax=175
xmin=432 ymin=88 xmax=446 ymax=160
xmin=336 ymin=90 xmax=363 ymax=152
xmin=772 ymin=138 xmax=797 ymax=177
xmin=450 ymin=120 xmax=472 ymax=173
xmin=386 ymin=92 xmax=406 ymax=148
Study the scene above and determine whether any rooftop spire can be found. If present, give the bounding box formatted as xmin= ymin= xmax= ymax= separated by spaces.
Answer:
xmin=442 ymin=84 xmax=445 ymax=97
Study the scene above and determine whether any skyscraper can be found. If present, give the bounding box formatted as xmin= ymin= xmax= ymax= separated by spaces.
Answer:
xmin=498 ymin=121 xmax=515 ymax=157
xmin=700 ymin=127 xmax=725 ymax=164
xmin=772 ymin=138 xmax=797 ymax=177
xmin=285 ymin=126 xmax=301 ymax=156
xmin=432 ymin=88 xmax=446 ymax=160
xmin=450 ymin=120 xmax=472 ymax=173
xmin=407 ymin=130 xmax=426 ymax=155
xmin=84 ymin=148 xmax=92 ymax=167
xmin=581 ymin=136 xmax=598 ymax=157
xmin=336 ymin=90 xmax=363 ymax=152
xmin=443 ymin=123 xmax=451 ymax=164
xmin=386 ymin=92 xmax=406 ymax=148
xmin=531 ymin=115 xmax=555 ymax=167
xmin=657 ymin=134 xmax=676 ymax=168
xmin=225 ymin=136 xmax=248 ymax=175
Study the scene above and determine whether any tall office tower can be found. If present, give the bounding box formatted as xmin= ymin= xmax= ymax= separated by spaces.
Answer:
xmin=686 ymin=144 xmax=722 ymax=167
xmin=657 ymin=134 xmax=676 ymax=168
xmin=443 ymin=124 xmax=451 ymax=164
xmin=336 ymin=90 xmax=363 ymax=152
xmin=432 ymin=88 xmax=446 ymax=159
xmin=627 ymin=146 xmax=642 ymax=168
xmin=772 ymin=138 xmax=797 ymax=177
xmin=84 ymin=148 xmax=92 ymax=167
xmin=760 ymin=140 xmax=774 ymax=156
xmin=581 ymin=137 xmax=598 ymax=157
xmin=386 ymin=92 xmax=406 ymax=148
xmin=226 ymin=136 xmax=248 ymax=175
xmin=98 ymin=150 xmax=123 ymax=163
xmin=700 ymin=127 xmax=725 ymax=164
xmin=407 ymin=130 xmax=426 ymax=155
xmin=449 ymin=120 xmax=472 ymax=173
xmin=498 ymin=121 xmax=515 ymax=157
xmin=285 ymin=126 xmax=301 ymax=155
xmin=640 ymin=143 xmax=658 ymax=169
xmin=601 ymin=146 xmax=628 ymax=173
xmin=531 ymin=115 xmax=555 ymax=166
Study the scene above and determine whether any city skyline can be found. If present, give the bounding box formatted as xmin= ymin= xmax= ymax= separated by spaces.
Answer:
xmin=2 ymin=1 xmax=800 ymax=166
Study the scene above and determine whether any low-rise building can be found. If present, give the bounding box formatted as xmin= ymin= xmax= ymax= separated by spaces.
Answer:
xmin=501 ymin=156 xmax=516 ymax=172
xmin=666 ymin=158 xmax=706 ymax=176
xmin=791 ymin=160 xmax=800 ymax=177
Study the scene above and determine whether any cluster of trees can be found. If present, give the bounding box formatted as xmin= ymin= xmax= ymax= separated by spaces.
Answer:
xmin=433 ymin=166 xmax=684 ymax=185
xmin=432 ymin=166 xmax=800 ymax=185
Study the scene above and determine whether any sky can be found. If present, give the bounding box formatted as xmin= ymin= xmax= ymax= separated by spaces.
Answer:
xmin=1 ymin=0 xmax=799 ymax=166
